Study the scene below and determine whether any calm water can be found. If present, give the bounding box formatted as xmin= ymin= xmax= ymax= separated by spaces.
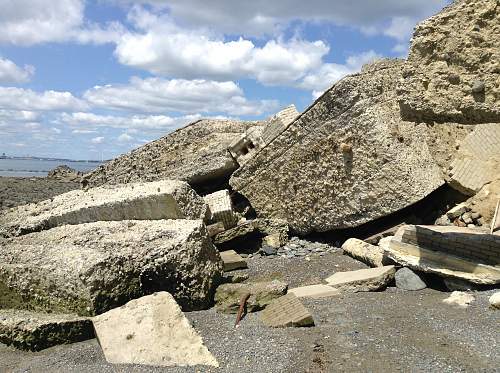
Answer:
xmin=0 ymin=159 xmax=102 ymax=177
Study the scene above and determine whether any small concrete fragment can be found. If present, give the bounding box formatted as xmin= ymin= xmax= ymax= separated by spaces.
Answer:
xmin=215 ymin=280 xmax=288 ymax=314
xmin=342 ymin=238 xmax=387 ymax=267
xmin=260 ymin=293 xmax=314 ymax=328
xmin=288 ymin=284 xmax=340 ymax=299
xmin=442 ymin=291 xmax=475 ymax=308
xmin=93 ymin=292 xmax=218 ymax=367
xmin=0 ymin=309 xmax=93 ymax=351
xmin=489 ymin=292 xmax=500 ymax=310
xmin=395 ymin=267 xmax=426 ymax=291
xmin=220 ymin=250 xmax=248 ymax=272
xmin=204 ymin=190 xmax=237 ymax=229
xmin=0 ymin=180 xmax=209 ymax=238
xmin=325 ymin=266 xmax=396 ymax=292
xmin=446 ymin=203 xmax=470 ymax=220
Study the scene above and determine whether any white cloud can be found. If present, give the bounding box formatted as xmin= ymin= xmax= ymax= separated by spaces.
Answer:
xmin=0 ymin=87 xmax=88 ymax=111
xmin=84 ymin=77 xmax=278 ymax=116
xmin=383 ymin=16 xmax=416 ymax=42
xmin=117 ymin=132 xmax=134 ymax=142
xmin=0 ymin=57 xmax=34 ymax=83
xmin=91 ymin=136 xmax=105 ymax=144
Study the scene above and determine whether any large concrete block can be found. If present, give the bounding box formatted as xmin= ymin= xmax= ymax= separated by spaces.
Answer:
xmin=0 ymin=220 xmax=223 ymax=315
xmin=230 ymin=60 xmax=443 ymax=234
xmin=0 ymin=180 xmax=208 ymax=238
xmin=397 ymin=0 xmax=500 ymax=124
xmin=93 ymin=292 xmax=218 ymax=367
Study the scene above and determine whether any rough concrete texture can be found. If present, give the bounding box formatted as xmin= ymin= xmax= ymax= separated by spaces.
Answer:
xmin=0 ymin=220 xmax=223 ymax=315
xmin=380 ymin=234 xmax=500 ymax=285
xmin=395 ymin=268 xmax=427 ymax=291
xmin=342 ymin=238 xmax=388 ymax=267
xmin=82 ymin=119 xmax=262 ymax=189
xmin=219 ymin=250 xmax=248 ymax=272
xmin=214 ymin=218 xmax=288 ymax=246
xmin=288 ymin=284 xmax=340 ymax=299
xmin=214 ymin=280 xmax=288 ymax=314
xmin=0 ymin=180 xmax=208 ymax=238
xmin=0 ymin=309 xmax=93 ymax=351
xmin=489 ymin=292 xmax=500 ymax=309
xmin=204 ymin=190 xmax=237 ymax=229
xmin=93 ymin=292 xmax=218 ymax=367
xmin=261 ymin=105 xmax=299 ymax=145
xmin=448 ymin=123 xmax=500 ymax=195
xmin=325 ymin=266 xmax=396 ymax=292
xmin=397 ymin=0 xmax=500 ymax=124
xmin=260 ymin=293 xmax=314 ymax=328
xmin=443 ymin=291 xmax=475 ymax=308
xmin=230 ymin=59 xmax=444 ymax=234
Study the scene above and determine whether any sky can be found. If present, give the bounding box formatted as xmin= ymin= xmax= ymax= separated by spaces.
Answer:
xmin=0 ymin=0 xmax=450 ymax=160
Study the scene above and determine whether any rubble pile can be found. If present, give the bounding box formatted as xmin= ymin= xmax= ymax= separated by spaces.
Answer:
xmin=0 ymin=0 xmax=499 ymax=368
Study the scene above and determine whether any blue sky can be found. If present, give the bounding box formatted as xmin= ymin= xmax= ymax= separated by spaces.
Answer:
xmin=0 ymin=0 xmax=449 ymax=160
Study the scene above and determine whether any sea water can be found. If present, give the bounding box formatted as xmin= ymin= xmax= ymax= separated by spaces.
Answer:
xmin=0 ymin=159 xmax=102 ymax=177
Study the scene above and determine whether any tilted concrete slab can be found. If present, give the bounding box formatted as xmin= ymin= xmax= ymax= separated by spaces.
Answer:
xmin=288 ymin=284 xmax=340 ymax=299
xmin=219 ymin=250 xmax=248 ymax=272
xmin=0 ymin=220 xmax=223 ymax=315
xmin=325 ymin=266 xmax=396 ymax=292
xmin=0 ymin=309 xmax=93 ymax=351
xmin=260 ymin=294 xmax=314 ymax=328
xmin=93 ymin=292 xmax=218 ymax=367
xmin=0 ymin=179 xmax=209 ymax=238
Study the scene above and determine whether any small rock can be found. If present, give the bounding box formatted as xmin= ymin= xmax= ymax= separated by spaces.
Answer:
xmin=442 ymin=291 xmax=475 ymax=308
xmin=471 ymin=80 xmax=485 ymax=93
xmin=489 ymin=292 xmax=500 ymax=309
xmin=260 ymin=245 xmax=278 ymax=256
xmin=462 ymin=212 xmax=473 ymax=224
xmin=395 ymin=268 xmax=427 ymax=291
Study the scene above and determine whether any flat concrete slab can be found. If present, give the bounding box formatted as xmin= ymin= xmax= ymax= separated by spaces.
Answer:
xmin=220 ymin=250 xmax=248 ymax=271
xmin=93 ymin=292 xmax=218 ymax=367
xmin=260 ymin=294 xmax=314 ymax=328
xmin=325 ymin=266 xmax=395 ymax=292
xmin=288 ymin=284 xmax=340 ymax=299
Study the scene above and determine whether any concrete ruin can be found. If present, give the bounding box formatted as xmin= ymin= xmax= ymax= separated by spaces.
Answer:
xmin=325 ymin=266 xmax=396 ymax=292
xmin=0 ymin=220 xmax=223 ymax=315
xmin=204 ymin=189 xmax=237 ymax=229
xmin=260 ymin=294 xmax=314 ymax=328
xmin=0 ymin=180 xmax=208 ymax=238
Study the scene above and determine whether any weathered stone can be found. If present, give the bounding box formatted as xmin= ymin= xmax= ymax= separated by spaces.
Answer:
xmin=446 ymin=203 xmax=470 ymax=220
xmin=204 ymin=189 xmax=237 ymax=229
xmin=0 ymin=180 xmax=209 ymax=238
xmin=222 ymin=272 xmax=249 ymax=284
xmin=448 ymin=123 xmax=500 ymax=195
xmin=206 ymin=222 xmax=225 ymax=237
xmin=214 ymin=280 xmax=287 ymax=314
xmin=324 ymin=266 xmax=395 ymax=292
xmin=398 ymin=0 xmax=500 ymax=124
xmin=214 ymin=218 xmax=288 ymax=246
xmin=230 ymin=59 xmax=443 ymax=234
xmin=442 ymin=291 xmax=475 ymax=308
xmin=0 ymin=220 xmax=223 ymax=315
xmin=219 ymin=250 xmax=248 ymax=272
xmin=260 ymin=293 xmax=314 ymax=328
xmin=342 ymin=238 xmax=388 ymax=267
xmin=489 ymin=292 xmax=500 ymax=309
xmin=288 ymin=284 xmax=340 ymax=299
xmin=47 ymin=165 xmax=83 ymax=182
xmin=263 ymin=232 xmax=287 ymax=248
xmin=395 ymin=267 xmax=427 ymax=291
xmin=82 ymin=119 xmax=263 ymax=190
xmin=380 ymin=229 xmax=500 ymax=285
xmin=260 ymin=245 xmax=278 ymax=256
xmin=93 ymin=292 xmax=218 ymax=367
xmin=0 ymin=309 xmax=93 ymax=351
xmin=261 ymin=105 xmax=299 ymax=145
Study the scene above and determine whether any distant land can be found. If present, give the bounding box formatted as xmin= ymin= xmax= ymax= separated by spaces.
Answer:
xmin=0 ymin=153 xmax=104 ymax=163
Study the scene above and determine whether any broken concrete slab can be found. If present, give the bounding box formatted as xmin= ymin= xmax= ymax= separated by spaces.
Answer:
xmin=489 ymin=292 xmax=500 ymax=310
xmin=82 ymin=118 xmax=263 ymax=190
xmin=395 ymin=268 xmax=427 ymax=291
xmin=0 ymin=309 xmax=93 ymax=351
xmin=397 ymin=0 xmax=500 ymax=124
xmin=442 ymin=291 xmax=475 ymax=308
xmin=342 ymin=238 xmax=388 ymax=267
xmin=260 ymin=293 xmax=314 ymax=328
xmin=214 ymin=218 xmax=288 ymax=247
xmin=214 ymin=280 xmax=287 ymax=314
xmin=380 ymin=229 xmax=500 ymax=285
xmin=93 ymin=292 xmax=218 ymax=367
xmin=204 ymin=189 xmax=237 ymax=229
xmin=219 ymin=250 xmax=248 ymax=272
xmin=0 ymin=180 xmax=209 ymax=238
xmin=230 ymin=59 xmax=444 ymax=234
xmin=325 ymin=266 xmax=396 ymax=292
xmin=288 ymin=284 xmax=340 ymax=299
xmin=0 ymin=220 xmax=223 ymax=315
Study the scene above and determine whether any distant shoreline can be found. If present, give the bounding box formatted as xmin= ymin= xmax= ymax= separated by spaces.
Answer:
xmin=0 ymin=156 xmax=104 ymax=163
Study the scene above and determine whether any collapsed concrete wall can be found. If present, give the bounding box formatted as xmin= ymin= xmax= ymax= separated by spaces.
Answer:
xmin=397 ymin=0 xmax=499 ymax=124
xmin=230 ymin=60 xmax=444 ymax=234
xmin=0 ymin=220 xmax=223 ymax=315
xmin=0 ymin=180 xmax=208 ymax=238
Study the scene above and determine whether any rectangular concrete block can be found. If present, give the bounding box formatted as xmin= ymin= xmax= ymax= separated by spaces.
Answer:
xmin=204 ymin=190 xmax=237 ymax=229
xmin=260 ymin=294 xmax=314 ymax=328
xmin=288 ymin=284 xmax=340 ymax=299
xmin=0 ymin=180 xmax=209 ymax=238
xmin=219 ymin=250 xmax=248 ymax=272
xmin=325 ymin=266 xmax=396 ymax=292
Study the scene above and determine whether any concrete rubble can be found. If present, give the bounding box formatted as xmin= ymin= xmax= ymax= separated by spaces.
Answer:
xmin=92 ymin=292 xmax=218 ymax=367
xmin=288 ymin=284 xmax=340 ymax=299
xmin=325 ymin=266 xmax=396 ymax=292
xmin=0 ymin=219 xmax=223 ymax=315
xmin=341 ymin=238 xmax=388 ymax=267
xmin=219 ymin=250 xmax=248 ymax=271
xmin=0 ymin=180 xmax=209 ymax=238
xmin=260 ymin=293 xmax=314 ymax=328
xmin=204 ymin=189 xmax=238 ymax=229
xmin=442 ymin=291 xmax=475 ymax=308
xmin=489 ymin=292 xmax=500 ymax=309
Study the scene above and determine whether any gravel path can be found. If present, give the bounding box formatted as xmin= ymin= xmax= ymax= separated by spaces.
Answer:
xmin=1 ymin=251 xmax=498 ymax=373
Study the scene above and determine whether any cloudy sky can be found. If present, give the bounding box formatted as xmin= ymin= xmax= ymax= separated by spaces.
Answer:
xmin=0 ymin=0 xmax=450 ymax=160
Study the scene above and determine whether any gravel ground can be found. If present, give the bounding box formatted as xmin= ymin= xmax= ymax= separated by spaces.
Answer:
xmin=1 ymin=251 xmax=498 ymax=373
